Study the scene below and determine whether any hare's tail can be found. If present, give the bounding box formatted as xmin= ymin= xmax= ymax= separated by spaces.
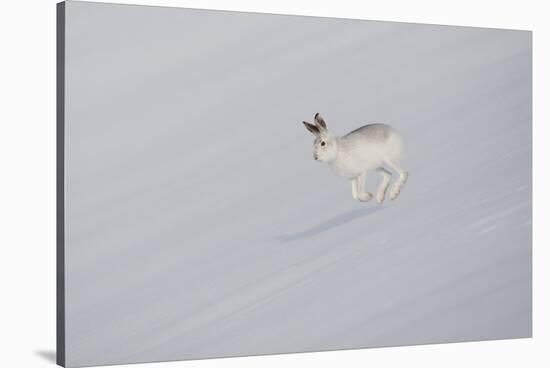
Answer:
xmin=391 ymin=129 xmax=406 ymax=161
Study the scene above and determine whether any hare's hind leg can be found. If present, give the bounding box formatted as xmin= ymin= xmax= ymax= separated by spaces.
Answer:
xmin=351 ymin=172 xmax=373 ymax=202
xmin=375 ymin=167 xmax=392 ymax=204
xmin=385 ymin=159 xmax=408 ymax=200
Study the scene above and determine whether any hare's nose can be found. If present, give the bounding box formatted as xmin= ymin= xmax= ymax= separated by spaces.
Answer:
xmin=313 ymin=154 xmax=318 ymax=160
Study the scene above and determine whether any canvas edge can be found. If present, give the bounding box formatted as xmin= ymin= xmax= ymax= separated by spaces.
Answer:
xmin=56 ymin=1 xmax=66 ymax=367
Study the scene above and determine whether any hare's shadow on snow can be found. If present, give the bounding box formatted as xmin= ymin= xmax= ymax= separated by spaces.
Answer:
xmin=276 ymin=206 xmax=384 ymax=243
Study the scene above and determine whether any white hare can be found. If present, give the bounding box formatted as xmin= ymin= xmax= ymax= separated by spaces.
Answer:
xmin=302 ymin=113 xmax=408 ymax=204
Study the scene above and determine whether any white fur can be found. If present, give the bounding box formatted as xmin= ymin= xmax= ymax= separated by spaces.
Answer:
xmin=303 ymin=113 xmax=408 ymax=203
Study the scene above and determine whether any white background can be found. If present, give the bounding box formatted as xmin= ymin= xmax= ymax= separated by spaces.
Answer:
xmin=0 ymin=0 xmax=547 ymax=367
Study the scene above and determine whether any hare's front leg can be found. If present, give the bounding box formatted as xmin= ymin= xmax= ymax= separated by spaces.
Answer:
xmin=351 ymin=172 xmax=373 ymax=202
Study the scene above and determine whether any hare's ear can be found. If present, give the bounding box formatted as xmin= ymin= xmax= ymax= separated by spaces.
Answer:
xmin=314 ymin=113 xmax=327 ymax=131
xmin=303 ymin=121 xmax=320 ymax=136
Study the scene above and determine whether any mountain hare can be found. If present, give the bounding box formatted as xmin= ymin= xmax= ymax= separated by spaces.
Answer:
xmin=302 ymin=113 xmax=408 ymax=204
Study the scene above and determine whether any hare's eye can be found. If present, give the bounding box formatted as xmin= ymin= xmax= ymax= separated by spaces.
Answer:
xmin=321 ymin=141 xmax=326 ymax=147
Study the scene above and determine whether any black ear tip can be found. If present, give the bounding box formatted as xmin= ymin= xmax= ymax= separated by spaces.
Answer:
xmin=315 ymin=112 xmax=320 ymax=119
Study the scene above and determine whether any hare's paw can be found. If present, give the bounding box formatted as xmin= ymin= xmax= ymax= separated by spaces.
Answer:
xmin=376 ymin=190 xmax=386 ymax=204
xmin=389 ymin=185 xmax=401 ymax=200
xmin=357 ymin=192 xmax=374 ymax=202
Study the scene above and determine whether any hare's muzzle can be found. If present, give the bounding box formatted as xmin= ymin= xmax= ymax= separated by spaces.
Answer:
xmin=313 ymin=153 xmax=319 ymax=160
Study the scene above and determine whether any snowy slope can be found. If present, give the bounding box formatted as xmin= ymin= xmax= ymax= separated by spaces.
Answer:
xmin=64 ymin=2 xmax=531 ymax=366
